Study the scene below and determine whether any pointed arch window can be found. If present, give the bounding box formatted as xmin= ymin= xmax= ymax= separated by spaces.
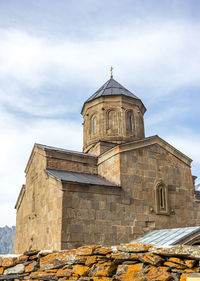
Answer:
xmin=154 ymin=181 xmax=169 ymax=215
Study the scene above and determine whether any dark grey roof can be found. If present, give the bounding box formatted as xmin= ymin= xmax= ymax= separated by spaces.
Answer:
xmin=81 ymin=78 xmax=143 ymax=112
xmin=35 ymin=143 xmax=96 ymax=158
xmin=134 ymin=227 xmax=200 ymax=246
xmin=45 ymin=169 xmax=118 ymax=187
xmin=86 ymin=78 xmax=139 ymax=102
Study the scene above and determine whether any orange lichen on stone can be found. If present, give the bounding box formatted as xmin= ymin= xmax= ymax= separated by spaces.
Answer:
xmin=115 ymin=264 xmax=145 ymax=281
xmin=168 ymin=257 xmax=185 ymax=265
xmin=16 ymin=255 xmax=29 ymax=264
xmin=90 ymin=262 xmax=117 ymax=277
xmin=145 ymin=266 xmax=173 ymax=281
xmin=117 ymin=242 xmax=151 ymax=253
xmin=45 ymin=269 xmax=58 ymax=273
xmin=91 ymin=277 xmax=113 ymax=281
xmin=30 ymin=271 xmax=56 ymax=278
xmin=0 ymin=267 xmax=4 ymax=275
xmin=164 ymin=261 xmax=186 ymax=269
xmin=76 ymin=245 xmax=98 ymax=256
xmin=2 ymin=257 xmax=17 ymax=267
xmin=93 ymin=247 xmax=111 ymax=255
xmin=25 ymin=261 xmax=38 ymax=273
xmin=56 ymin=268 xmax=72 ymax=277
xmin=111 ymin=252 xmax=139 ymax=261
xmin=180 ymin=273 xmax=190 ymax=281
xmin=85 ymin=255 xmax=99 ymax=266
xmin=147 ymin=266 xmax=170 ymax=273
xmin=29 ymin=254 xmax=38 ymax=260
xmin=72 ymin=265 xmax=90 ymax=276
xmin=68 ymin=277 xmax=79 ymax=280
xmin=40 ymin=250 xmax=76 ymax=270
xmin=75 ymin=255 xmax=87 ymax=264
xmin=184 ymin=267 xmax=199 ymax=273
xmin=139 ymin=253 xmax=164 ymax=266
xmin=184 ymin=259 xmax=196 ymax=268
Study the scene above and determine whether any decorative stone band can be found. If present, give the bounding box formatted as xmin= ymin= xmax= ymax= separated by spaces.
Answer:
xmin=0 ymin=243 xmax=200 ymax=281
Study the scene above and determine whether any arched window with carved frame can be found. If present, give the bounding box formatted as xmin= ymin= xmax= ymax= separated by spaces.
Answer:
xmin=106 ymin=109 xmax=118 ymax=134
xmin=126 ymin=110 xmax=134 ymax=134
xmin=154 ymin=180 xmax=169 ymax=215
xmin=90 ymin=114 xmax=97 ymax=135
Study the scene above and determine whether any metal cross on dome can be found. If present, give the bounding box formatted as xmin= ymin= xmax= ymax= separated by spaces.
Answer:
xmin=110 ymin=66 xmax=113 ymax=79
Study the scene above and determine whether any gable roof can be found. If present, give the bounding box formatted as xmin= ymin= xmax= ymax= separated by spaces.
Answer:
xmin=25 ymin=143 xmax=97 ymax=175
xmin=81 ymin=78 xmax=146 ymax=113
xmin=135 ymin=227 xmax=200 ymax=246
xmin=45 ymin=169 xmax=118 ymax=187
xmin=35 ymin=143 xmax=96 ymax=158
xmin=98 ymin=135 xmax=192 ymax=167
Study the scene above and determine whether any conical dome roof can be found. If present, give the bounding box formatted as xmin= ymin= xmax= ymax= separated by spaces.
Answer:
xmin=86 ymin=78 xmax=139 ymax=102
xmin=82 ymin=78 xmax=144 ymax=113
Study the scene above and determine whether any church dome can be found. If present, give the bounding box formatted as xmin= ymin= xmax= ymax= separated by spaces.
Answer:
xmin=81 ymin=77 xmax=146 ymax=154
xmin=81 ymin=78 xmax=146 ymax=114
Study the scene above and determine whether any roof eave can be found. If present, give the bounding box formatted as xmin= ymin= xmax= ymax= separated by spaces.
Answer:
xmin=81 ymin=94 xmax=146 ymax=115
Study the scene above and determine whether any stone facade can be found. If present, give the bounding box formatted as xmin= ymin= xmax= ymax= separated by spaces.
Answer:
xmin=14 ymin=77 xmax=199 ymax=253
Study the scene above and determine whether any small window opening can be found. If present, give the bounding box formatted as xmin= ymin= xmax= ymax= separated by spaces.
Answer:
xmin=93 ymin=117 xmax=97 ymax=134
xmin=155 ymin=181 xmax=169 ymax=215
xmin=130 ymin=115 xmax=133 ymax=133
xmin=126 ymin=111 xmax=134 ymax=134
xmin=159 ymin=186 xmax=165 ymax=209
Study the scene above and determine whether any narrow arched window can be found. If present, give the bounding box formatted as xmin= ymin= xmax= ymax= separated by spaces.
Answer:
xmin=154 ymin=181 xmax=169 ymax=215
xmin=159 ymin=186 xmax=165 ymax=209
xmin=129 ymin=114 xmax=133 ymax=133
xmin=93 ymin=117 xmax=97 ymax=134
xmin=126 ymin=111 xmax=134 ymax=134
xmin=106 ymin=110 xmax=118 ymax=134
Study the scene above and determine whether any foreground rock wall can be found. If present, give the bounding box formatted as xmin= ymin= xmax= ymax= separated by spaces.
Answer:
xmin=1 ymin=243 xmax=200 ymax=281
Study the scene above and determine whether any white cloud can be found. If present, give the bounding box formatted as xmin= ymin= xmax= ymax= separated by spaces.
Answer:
xmin=166 ymin=136 xmax=200 ymax=164
xmin=0 ymin=20 xmax=200 ymax=97
xmin=0 ymin=109 xmax=82 ymax=226
xmin=0 ymin=18 xmax=200 ymax=226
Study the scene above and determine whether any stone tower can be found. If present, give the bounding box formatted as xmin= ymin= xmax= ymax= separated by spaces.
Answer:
xmin=81 ymin=78 xmax=146 ymax=155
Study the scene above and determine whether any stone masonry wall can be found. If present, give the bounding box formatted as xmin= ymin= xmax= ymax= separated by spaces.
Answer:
xmin=1 ymin=243 xmax=200 ymax=281
xmin=119 ymin=144 xmax=196 ymax=236
xmin=97 ymin=141 xmax=196 ymax=242
xmin=15 ymin=147 xmax=63 ymax=253
xmin=46 ymin=150 xmax=98 ymax=175
xmin=61 ymin=182 xmax=122 ymax=250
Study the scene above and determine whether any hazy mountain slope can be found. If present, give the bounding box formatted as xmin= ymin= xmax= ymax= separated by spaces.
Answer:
xmin=0 ymin=226 xmax=15 ymax=254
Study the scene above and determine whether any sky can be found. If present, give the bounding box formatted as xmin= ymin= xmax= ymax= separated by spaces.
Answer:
xmin=0 ymin=0 xmax=200 ymax=226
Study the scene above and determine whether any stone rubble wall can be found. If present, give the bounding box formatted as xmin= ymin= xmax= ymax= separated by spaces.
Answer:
xmin=1 ymin=243 xmax=200 ymax=281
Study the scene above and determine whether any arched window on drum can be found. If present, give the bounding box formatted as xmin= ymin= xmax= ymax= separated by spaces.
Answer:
xmin=107 ymin=110 xmax=118 ymax=134
xmin=126 ymin=111 xmax=134 ymax=134
xmin=93 ymin=116 xmax=97 ymax=134
xmin=90 ymin=115 xmax=97 ymax=135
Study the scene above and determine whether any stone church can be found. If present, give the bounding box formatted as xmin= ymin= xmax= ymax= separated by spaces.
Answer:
xmin=14 ymin=75 xmax=199 ymax=253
